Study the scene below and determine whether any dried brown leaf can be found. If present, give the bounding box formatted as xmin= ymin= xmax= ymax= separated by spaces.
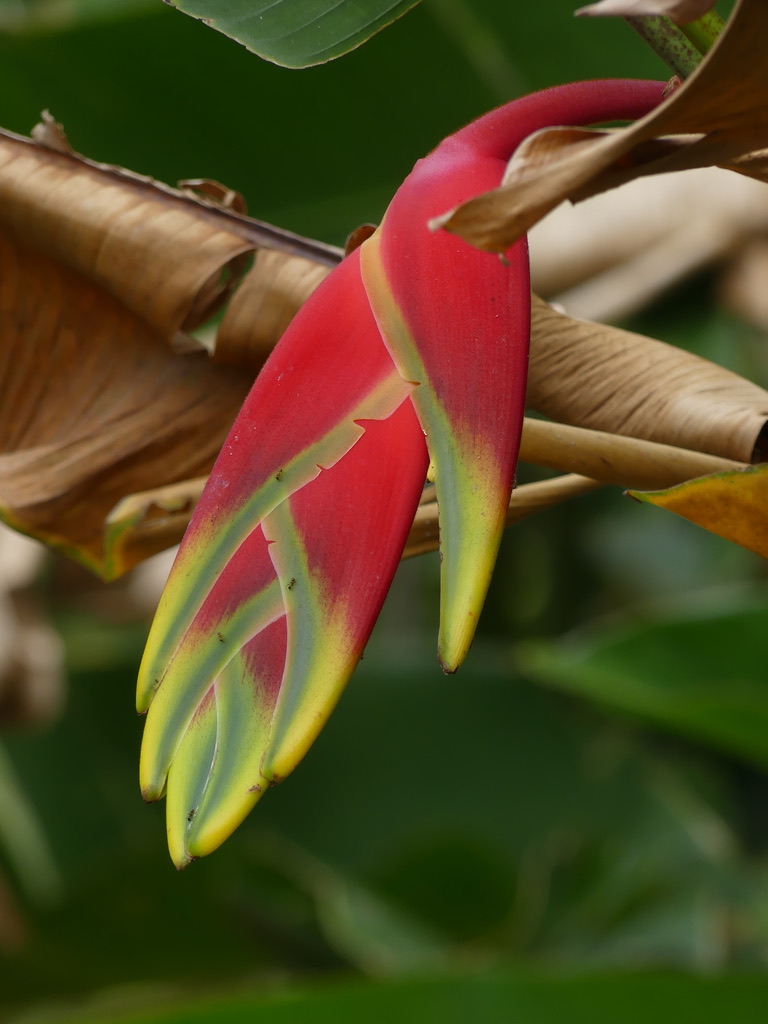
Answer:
xmin=0 ymin=123 xmax=341 ymax=577
xmin=436 ymin=0 xmax=768 ymax=252
xmin=344 ymin=223 xmax=378 ymax=256
xmin=0 ymin=233 xmax=251 ymax=577
xmin=0 ymin=125 xmax=340 ymax=333
xmin=0 ymin=132 xmax=249 ymax=335
xmin=103 ymin=479 xmax=207 ymax=581
xmin=527 ymin=296 xmax=768 ymax=464
xmin=529 ymin=167 xmax=768 ymax=321
xmin=215 ymin=249 xmax=332 ymax=367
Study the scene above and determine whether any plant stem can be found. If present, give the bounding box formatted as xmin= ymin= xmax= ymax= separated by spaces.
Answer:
xmin=679 ymin=10 xmax=726 ymax=54
xmin=625 ymin=14 xmax=702 ymax=77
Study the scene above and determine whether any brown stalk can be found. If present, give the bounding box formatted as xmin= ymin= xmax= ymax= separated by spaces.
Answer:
xmin=404 ymin=474 xmax=602 ymax=558
xmin=407 ymin=415 xmax=747 ymax=558
xmin=519 ymin=417 xmax=744 ymax=488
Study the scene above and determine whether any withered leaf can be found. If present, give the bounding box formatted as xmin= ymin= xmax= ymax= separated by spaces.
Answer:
xmin=0 ymin=231 xmax=250 ymax=578
xmin=528 ymin=296 xmax=768 ymax=464
xmin=529 ymin=167 xmax=768 ymax=322
xmin=0 ymin=122 xmax=339 ymax=578
xmin=630 ymin=465 xmax=768 ymax=559
xmin=215 ymin=249 xmax=332 ymax=368
xmin=435 ymin=0 xmax=768 ymax=253
xmin=103 ymin=479 xmax=208 ymax=582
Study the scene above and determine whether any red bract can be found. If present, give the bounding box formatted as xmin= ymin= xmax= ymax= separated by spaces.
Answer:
xmin=138 ymin=79 xmax=667 ymax=867
xmin=362 ymin=80 xmax=666 ymax=669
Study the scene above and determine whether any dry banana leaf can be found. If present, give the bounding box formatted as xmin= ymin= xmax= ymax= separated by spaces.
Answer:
xmin=436 ymin=0 xmax=768 ymax=253
xmin=528 ymin=167 xmax=768 ymax=322
xmin=528 ymin=296 xmax=768 ymax=464
xmin=0 ymin=119 xmax=338 ymax=578
xmin=215 ymin=250 xmax=332 ymax=367
xmin=0 ymin=231 xmax=249 ymax=577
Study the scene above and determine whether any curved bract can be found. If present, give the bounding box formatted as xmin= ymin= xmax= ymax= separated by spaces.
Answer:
xmin=138 ymin=79 xmax=667 ymax=866
xmin=362 ymin=79 xmax=667 ymax=669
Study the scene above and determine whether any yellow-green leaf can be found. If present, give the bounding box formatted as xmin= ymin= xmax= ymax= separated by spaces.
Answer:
xmin=629 ymin=465 xmax=768 ymax=558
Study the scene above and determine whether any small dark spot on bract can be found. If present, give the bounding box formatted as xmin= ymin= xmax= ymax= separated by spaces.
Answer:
xmin=287 ymin=577 xmax=296 ymax=590
xmin=187 ymin=808 xmax=196 ymax=822
xmin=217 ymin=632 xmax=225 ymax=643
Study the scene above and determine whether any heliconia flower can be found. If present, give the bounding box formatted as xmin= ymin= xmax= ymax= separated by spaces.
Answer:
xmin=361 ymin=80 xmax=667 ymax=669
xmin=138 ymin=79 xmax=667 ymax=867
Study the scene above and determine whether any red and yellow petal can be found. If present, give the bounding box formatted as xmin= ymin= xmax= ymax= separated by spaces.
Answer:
xmin=138 ymin=248 xmax=427 ymax=865
xmin=362 ymin=79 xmax=667 ymax=671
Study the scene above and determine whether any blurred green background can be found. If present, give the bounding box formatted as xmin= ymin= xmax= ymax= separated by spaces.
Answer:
xmin=2 ymin=1 xmax=768 ymax=1021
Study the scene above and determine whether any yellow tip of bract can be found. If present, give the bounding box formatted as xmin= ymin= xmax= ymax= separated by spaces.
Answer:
xmin=169 ymin=832 xmax=194 ymax=871
xmin=164 ymin=751 xmax=272 ymax=868
xmin=433 ymin=437 xmax=508 ymax=675
xmin=438 ymin=614 xmax=478 ymax=674
xmin=436 ymin=549 xmax=493 ymax=673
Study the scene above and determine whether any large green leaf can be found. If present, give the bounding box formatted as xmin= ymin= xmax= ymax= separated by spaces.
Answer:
xmin=522 ymin=598 xmax=768 ymax=766
xmin=165 ymin=0 xmax=422 ymax=67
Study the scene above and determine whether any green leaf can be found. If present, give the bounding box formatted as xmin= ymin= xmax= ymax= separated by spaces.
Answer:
xmin=165 ymin=0 xmax=422 ymax=68
xmin=521 ymin=599 xmax=768 ymax=766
